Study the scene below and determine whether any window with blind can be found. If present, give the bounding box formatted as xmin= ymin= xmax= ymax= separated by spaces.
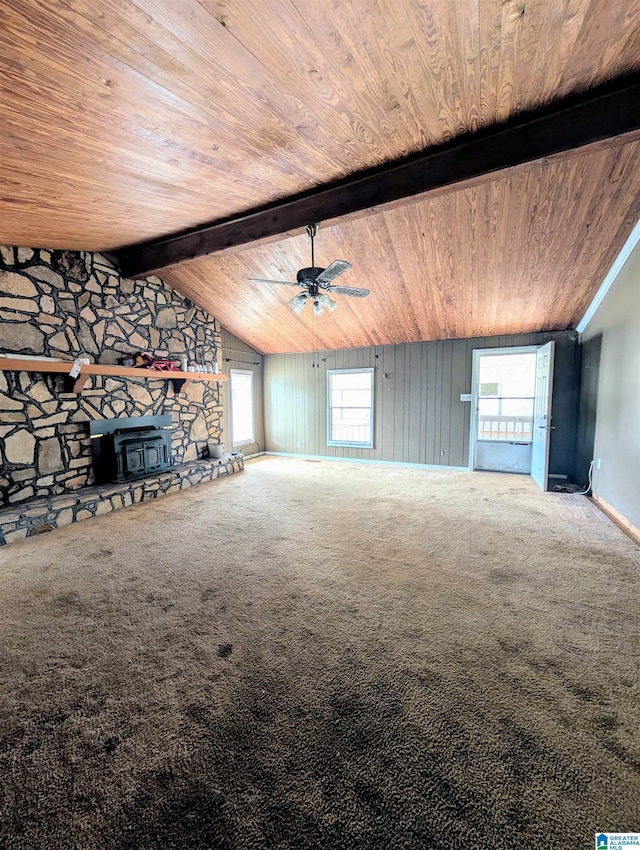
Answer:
xmin=327 ymin=368 xmax=374 ymax=448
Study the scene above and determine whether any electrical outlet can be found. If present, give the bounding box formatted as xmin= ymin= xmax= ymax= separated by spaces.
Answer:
xmin=596 ymin=458 xmax=601 ymax=469
xmin=296 ymin=441 xmax=301 ymax=448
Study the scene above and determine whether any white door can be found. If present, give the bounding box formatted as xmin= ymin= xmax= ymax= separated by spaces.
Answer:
xmin=530 ymin=341 xmax=555 ymax=491
xmin=469 ymin=347 xmax=537 ymax=474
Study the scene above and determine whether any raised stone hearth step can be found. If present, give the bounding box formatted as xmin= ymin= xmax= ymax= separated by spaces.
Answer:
xmin=0 ymin=454 xmax=244 ymax=545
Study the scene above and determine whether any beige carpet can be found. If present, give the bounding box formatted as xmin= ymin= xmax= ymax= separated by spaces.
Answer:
xmin=0 ymin=456 xmax=638 ymax=849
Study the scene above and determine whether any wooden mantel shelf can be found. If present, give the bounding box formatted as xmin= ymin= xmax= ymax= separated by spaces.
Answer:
xmin=0 ymin=357 xmax=227 ymax=393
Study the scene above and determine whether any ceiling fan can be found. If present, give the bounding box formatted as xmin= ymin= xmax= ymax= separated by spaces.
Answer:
xmin=249 ymin=224 xmax=370 ymax=315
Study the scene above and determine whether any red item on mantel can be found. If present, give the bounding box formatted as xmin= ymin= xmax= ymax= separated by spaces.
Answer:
xmin=138 ymin=353 xmax=180 ymax=372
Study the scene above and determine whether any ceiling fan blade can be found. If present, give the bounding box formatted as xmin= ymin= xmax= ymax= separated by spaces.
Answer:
xmin=315 ymin=260 xmax=352 ymax=287
xmin=249 ymin=278 xmax=300 ymax=287
xmin=327 ymin=285 xmax=370 ymax=298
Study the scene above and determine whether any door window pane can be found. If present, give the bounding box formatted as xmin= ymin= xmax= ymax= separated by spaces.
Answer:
xmin=477 ymin=353 xmax=536 ymax=442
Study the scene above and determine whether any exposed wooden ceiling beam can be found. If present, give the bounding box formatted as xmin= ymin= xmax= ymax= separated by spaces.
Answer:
xmin=118 ymin=74 xmax=640 ymax=279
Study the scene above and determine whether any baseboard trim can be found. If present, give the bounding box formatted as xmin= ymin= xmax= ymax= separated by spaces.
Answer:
xmin=590 ymin=493 xmax=640 ymax=547
xmin=264 ymin=452 xmax=467 ymax=472
xmin=243 ymin=451 xmax=266 ymax=460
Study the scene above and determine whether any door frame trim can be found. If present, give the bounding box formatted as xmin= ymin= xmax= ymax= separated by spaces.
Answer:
xmin=530 ymin=340 xmax=556 ymax=491
xmin=469 ymin=345 xmax=540 ymax=471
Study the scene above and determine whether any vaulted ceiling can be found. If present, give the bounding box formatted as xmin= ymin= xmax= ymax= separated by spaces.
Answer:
xmin=2 ymin=0 xmax=640 ymax=353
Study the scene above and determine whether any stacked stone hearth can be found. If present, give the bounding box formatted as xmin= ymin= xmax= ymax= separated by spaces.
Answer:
xmin=0 ymin=245 xmax=242 ymax=544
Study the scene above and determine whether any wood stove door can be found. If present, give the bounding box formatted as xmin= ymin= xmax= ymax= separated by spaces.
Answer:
xmin=143 ymin=439 xmax=167 ymax=473
xmin=119 ymin=436 xmax=165 ymax=479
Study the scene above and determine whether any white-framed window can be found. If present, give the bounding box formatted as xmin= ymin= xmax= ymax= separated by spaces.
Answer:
xmin=327 ymin=368 xmax=374 ymax=448
xmin=230 ymin=369 xmax=254 ymax=446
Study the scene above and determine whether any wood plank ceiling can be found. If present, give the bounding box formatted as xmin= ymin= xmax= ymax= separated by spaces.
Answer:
xmin=1 ymin=0 xmax=640 ymax=353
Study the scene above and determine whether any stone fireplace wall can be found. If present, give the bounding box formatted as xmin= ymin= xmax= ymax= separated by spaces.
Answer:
xmin=0 ymin=246 xmax=223 ymax=507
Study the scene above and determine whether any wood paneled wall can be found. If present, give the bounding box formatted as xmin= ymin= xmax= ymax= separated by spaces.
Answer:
xmin=220 ymin=326 xmax=264 ymax=456
xmin=264 ymin=332 xmax=580 ymax=477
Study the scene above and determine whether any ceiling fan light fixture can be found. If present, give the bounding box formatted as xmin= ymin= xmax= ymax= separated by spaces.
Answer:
xmin=289 ymin=292 xmax=308 ymax=314
xmin=250 ymin=224 xmax=367 ymax=315
xmin=318 ymin=293 xmax=337 ymax=312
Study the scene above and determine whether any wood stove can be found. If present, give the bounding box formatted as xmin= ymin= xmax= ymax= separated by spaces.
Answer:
xmin=90 ymin=415 xmax=173 ymax=484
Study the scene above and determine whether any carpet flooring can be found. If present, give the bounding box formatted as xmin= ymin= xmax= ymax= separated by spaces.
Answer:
xmin=0 ymin=456 xmax=639 ymax=849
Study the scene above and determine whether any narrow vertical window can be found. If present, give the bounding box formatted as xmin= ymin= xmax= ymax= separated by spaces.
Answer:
xmin=230 ymin=370 xmax=254 ymax=446
xmin=327 ymin=368 xmax=374 ymax=448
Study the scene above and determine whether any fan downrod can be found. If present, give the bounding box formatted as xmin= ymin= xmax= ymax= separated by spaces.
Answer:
xmin=305 ymin=223 xmax=318 ymax=268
